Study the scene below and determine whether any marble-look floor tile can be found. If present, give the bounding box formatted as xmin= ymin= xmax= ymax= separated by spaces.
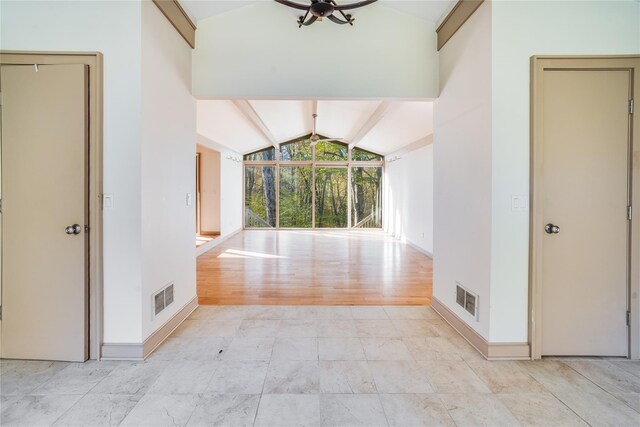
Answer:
xmin=187 ymin=306 xmax=216 ymax=320
xmin=447 ymin=336 xmax=485 ymax=361
xmin=517 ymin=360 xmax=602 ymax=394
xmin=33 ymin=361 xmax=120 ymax=395
xmin=554 ymin=390 xmax=640 ymax=427
xmin=420 ymin=360 xmax=491 ymax=393
xmin=320 ymin=394 xmax=387 ymax=427
xmin=187 ymin=394 xmax=259 ymax=427
xmin=0 ymin=361 xmax=69 ymax=396
xmin=263 ymin=361 xmax=320 ymax=394
xmin=176 ymin=337 xmax=230 ymax=362
xmin=201 ymin=319 xmax=243 ymax=337
xmin=120 ymin=393 xmax=200 ymax=426
xmin=319 ymin=338 xmax=365 ymax=361
xmin=354 ymin=320 xmax=399 ymax=338
xmin=222 ymin=337 xmax=274 ymax=361
xmin=319 ymin=361 xmax=377 ymax=394
xmin=426 ymin=319 xmax=458 ymax=338
xmin=207 ymin=306 xmax=248 ymax=320
xmin=369 ymin=361 xmax=434 ymax=393
xmin=147 ymin=361 xmax=218 ymax=394
xmin=52 ymin=393 xmax=141 ymax=427
xmin=272 ymin=337 xmax=319 ymax=361
xmin=1 ymin=394 xmax=82 ymax=427
xmin=351 ymin=306 xmax=388 ymax=320
xmin=312 ymin=306 xmax=353 ymax=320
xmin=466 ymin=360 xmax=545 ymax=393
xmin=277 ymin=319 xmax=318 ymax=337
xmin=245 ymin=306 xmax=285 ymax=320
xmin=172 ymin=319 xmax=206 ymax=338
xmin=206 ymin=361 xmax=268 ymax=394
xmin=403 ymin=337 xmax=463 ymax=361
xmin=498 ymin=393 xmax=588 ymax=427
xmin=384 ymin=306 xmax=438 ymax=320
xmin=439 ymin=393 xmax=522 ymax=427
xmin=609 ymin=360 xmax=640 ymax=379
xmin=147 ymin=337 xmax=187 ymax=361
xmin=361 ymin=338 xmax=413 ymax=361
xmin=90 ymin=362 xmax=167 ymax=395
xmin=380 ymin=394 xmax=454 ymax=427
xmin=237 ymin=319 xmax=280 ymax=337
xmin=564 ymin=359 xmax=640 ymax=396
xmin=317 ymin=319 xmax=358 ymax=337
xmin=392 ymin=320 xmax=439 ymax=337
xmin=254 ymin=394 xmax=321 ymax=427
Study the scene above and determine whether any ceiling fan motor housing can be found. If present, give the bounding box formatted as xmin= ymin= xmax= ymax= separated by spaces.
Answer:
xmin=310 ymin=1 xmax=335 ymax=17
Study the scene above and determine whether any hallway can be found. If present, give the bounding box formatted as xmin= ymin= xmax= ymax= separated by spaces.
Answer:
xmin=2 ymin=305 xmax=639 ymax=426
xmin=197 ymin=230 xmax=432 ymax=306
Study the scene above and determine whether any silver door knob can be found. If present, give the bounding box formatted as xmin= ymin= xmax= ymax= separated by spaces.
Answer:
xmin=65 ymin=224 xmax=82 ymax=235
xmin=545 ymin=223 xmax=560 ymax=234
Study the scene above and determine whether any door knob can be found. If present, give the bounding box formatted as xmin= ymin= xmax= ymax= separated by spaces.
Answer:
xmin=65 ymin=224 xmax=82 ymax=235
xmin=545 ymin=223 xmax=560 ymax=234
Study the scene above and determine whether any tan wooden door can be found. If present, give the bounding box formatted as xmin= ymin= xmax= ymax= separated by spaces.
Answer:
xmin=1 ymin=64 xmax=88 ymax=362
xmin=540 ymin=68 xmax=630 ymax=356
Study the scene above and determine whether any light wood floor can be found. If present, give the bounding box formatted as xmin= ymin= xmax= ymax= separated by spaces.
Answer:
xmin=197 ymin=230 xmax=432 ymax=305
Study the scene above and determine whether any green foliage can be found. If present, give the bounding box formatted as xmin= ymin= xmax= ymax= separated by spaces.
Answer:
xmin=279 ymin=167 xmax=313 ymax=228
xmin=351 ymin=167 xmax=382 ymax=228
xmin=280 ymin=138 xmax=312 ymax=161
xmin=315 ymin=141 xmax=348 ymax=162
xmin=352 ymin=147 xmax=382 ymax=162
xmin=315 ymin=167 xmax=348 ymax=228
xmin=244 ymin=147 xmax=276 ymax=161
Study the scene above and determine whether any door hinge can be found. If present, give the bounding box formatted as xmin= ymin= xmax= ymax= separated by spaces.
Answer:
xmin=630 ymin=99 xmax=635 ymax=115
xmin=628 ymin=205 xmax=633 ymax=220
xmin=627 ymin=310 xmax=631 ymax=326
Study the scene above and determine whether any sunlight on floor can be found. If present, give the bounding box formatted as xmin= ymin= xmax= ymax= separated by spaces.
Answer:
xmin=217 ymin=248 xmax=287 ymax=259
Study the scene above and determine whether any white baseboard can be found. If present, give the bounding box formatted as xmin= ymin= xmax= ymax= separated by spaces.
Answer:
xmin=404 ymin=239 xmax=433 ymax=258
xmin=196 ymin=227 xmax=242 ymax=257
xmin=100 ymin=295 xmax=198 ymax=361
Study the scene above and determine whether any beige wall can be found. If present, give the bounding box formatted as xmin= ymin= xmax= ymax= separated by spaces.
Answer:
xmin=197 ymin=144 xmax=221 ymax=233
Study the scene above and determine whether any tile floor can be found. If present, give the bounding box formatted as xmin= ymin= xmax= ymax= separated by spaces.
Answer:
xmin=1 ymin=305 xmax=639 ymax=426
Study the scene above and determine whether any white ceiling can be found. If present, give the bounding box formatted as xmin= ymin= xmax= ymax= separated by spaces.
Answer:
xmin=197 ymin=99 xmax=433 ymax=156
xmin=181 ymin=0 xmax=454 ymax=24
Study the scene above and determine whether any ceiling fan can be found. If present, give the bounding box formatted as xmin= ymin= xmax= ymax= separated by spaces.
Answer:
xmin=275 ymin=0 xmax=378 ymax=27
xmin=308 ymin=113 xmax=348 ymax=147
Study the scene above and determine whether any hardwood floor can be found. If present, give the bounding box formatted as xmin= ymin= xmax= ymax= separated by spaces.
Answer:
xmin=197 ymin=230 xmax=432 ymax=305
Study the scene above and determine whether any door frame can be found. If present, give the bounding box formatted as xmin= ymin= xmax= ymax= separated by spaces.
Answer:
xmin=0 ymin=51 xmax=104 ymax=360
xmin=530 ymin=55 xmax=640 ymax=360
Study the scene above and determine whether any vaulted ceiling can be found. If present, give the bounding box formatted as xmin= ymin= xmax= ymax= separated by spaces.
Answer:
xmin=181 ymin=0 xmax=455 ymax=24
xmin=197 ymin=100 xmax=433 ymax=155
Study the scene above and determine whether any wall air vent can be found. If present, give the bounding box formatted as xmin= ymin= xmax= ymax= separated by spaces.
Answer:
xmin=455 ymin=282 xmax=479 ymax=320
xmin=152 ymin=282 xmax=175 ymax=317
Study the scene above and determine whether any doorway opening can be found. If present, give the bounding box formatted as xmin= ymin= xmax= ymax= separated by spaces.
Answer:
xmin=196 ymin=144 xmax=221 ymax=248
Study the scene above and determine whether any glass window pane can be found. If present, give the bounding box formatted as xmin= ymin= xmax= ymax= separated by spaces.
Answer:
xmin=351 ymin=167 xmax=382 ymax=228
xmin=244 ymin=147 xmax=276 ymax=161
xmin=315 ymin=140 xmax=348 ymax=162
xmin=279 ymin=166 xmax=313 ymax=228
xmin=315 ymin=167 xmax=348 ymax=228
xmin=352 ymin=147 xmax=382 ymax=162
xmin=280 ymin=138 xmax=312 ymax=161
xmin=244 ymin=165 xmax=276 ymax=228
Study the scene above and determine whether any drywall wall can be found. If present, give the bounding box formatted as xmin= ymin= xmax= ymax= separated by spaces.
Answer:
xmin=433 ymin=1 xmax=493 ymax=340
xmin=384 ymin=144 xmax=434 ymax=255
xmin=193 ymin=1 xmax=438 ymax=99
xmin=197 ymin=144 xmax=222 ymax=233
xmin=489 ymin=0 xmax=640 ymax=343
xmin=1 ymin=0 xmax=144 ymax=343
xmin=197 ymin=135 xmax=243 ymax=238
xmin=140 ymin=1 xmax=196 ymax=340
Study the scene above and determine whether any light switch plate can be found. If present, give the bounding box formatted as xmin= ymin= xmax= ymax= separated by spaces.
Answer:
xmin=103 ymin=194 xmax=114 ymax=210
xmin=511 ymin=195 xmax=528 ymax=212
xmin=186 ymin=193 xmax=192 ymax=206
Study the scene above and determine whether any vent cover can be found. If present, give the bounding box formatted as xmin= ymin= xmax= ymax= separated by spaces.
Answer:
xmin=455 ymin=282 xmax=479 ymax=319
xmin=152 ymin=282 xmax=175 ymax=317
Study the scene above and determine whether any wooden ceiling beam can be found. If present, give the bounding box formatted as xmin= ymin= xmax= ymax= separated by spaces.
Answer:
xmin=232 ymin=100 xmax=279 ymax=150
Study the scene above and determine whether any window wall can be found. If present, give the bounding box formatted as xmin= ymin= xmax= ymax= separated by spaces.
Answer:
xmin=243 ymin=136 xmax=383 ymax=229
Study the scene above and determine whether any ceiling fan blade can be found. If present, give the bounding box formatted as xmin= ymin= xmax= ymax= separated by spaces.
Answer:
xmin=334 ymin=0 xmax=377 ymax=11
xmin=327 ymin=14 xmax=350 ymax=25
xmin=302 ymin=15 xmax=318 ymax=26
xmin=274 ymin=0 xmax=311 ymax=11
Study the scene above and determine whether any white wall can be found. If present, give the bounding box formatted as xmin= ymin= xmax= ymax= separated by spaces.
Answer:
xmin=193 ymin=2 xmax=438 ymax=99
xmin=489 ymin=0 xmax=640 ymax=343
xmin=140 ymin=1 xmax=196 ymax=340
xmin=197 ymin=135 xmax=243 ymax=238
xmin=197 ymin=144 xmax=221 ymax=233
xmin=384 ymin=143 xmax=434 ymax=255
xmin=433 ymin=1 xmax=493 ymax=340
xmin=1 ymin=0 xmax=144 ymax=343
